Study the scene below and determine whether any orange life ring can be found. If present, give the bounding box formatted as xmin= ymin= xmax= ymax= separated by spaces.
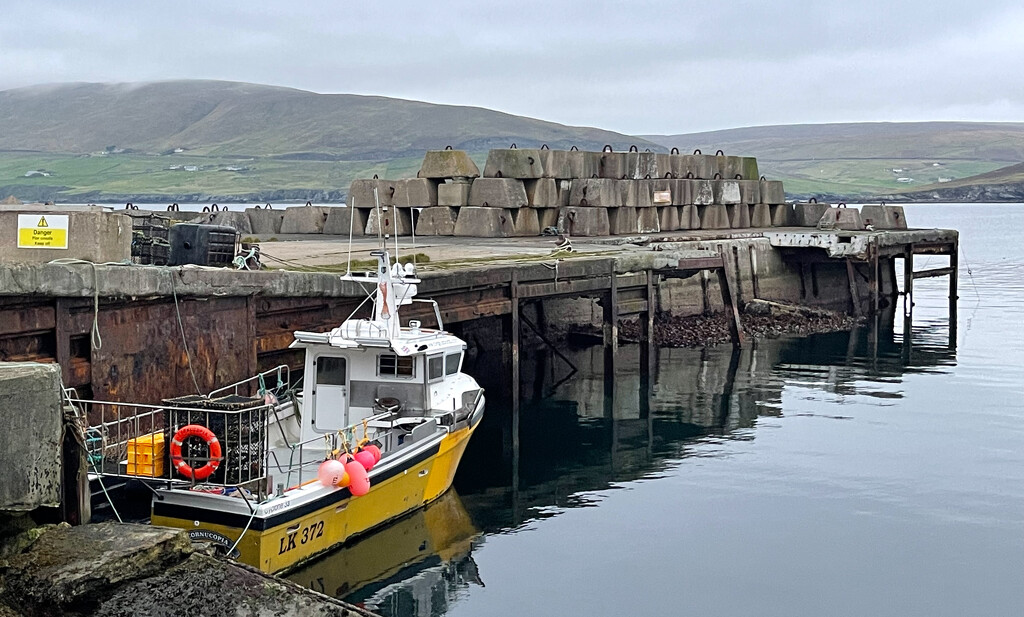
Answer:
xmin=170 ymin=424 xmax=223 ymax=481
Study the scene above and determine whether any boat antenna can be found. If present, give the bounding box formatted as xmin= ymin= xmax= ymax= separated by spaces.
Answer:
xmin=373 ymin=186 xmax=383 ymax=247
xmin=345 ymin=196 xmax=355 ymax=276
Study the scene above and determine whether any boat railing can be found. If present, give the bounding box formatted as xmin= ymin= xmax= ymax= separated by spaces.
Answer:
xmin=208 ymin=365 xmax=293 ymax=399
xmin=76 ymin=396 xmax=272 ymax=494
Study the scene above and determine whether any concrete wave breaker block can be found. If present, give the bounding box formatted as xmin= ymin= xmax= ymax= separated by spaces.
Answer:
xmin=741 ymin=157 xmax=760 ymax=180
xmin=691 ymin=179 xmax=715 ymax=205
xmin=415 ymin=206 xmax=458 ymax=236
xmin=438 ymin=181 xmax=471 ymax=207
xmin=728 ymin=204 xmax=751 ymax=228
xmin=0 ymin=362 xmax=62 ymax=510
xmin=680 ymin=204 xmax=701 ymax=229
xmin=484 ymin=149 xmax=545 ymax=178
xmin=620 ymin=180 xmax=653 ymax=208
xmin=670 ymin=179 xmax=694 ymax=205
xmin=418 ymin=149 xmax=480 ymax=179
xmin=608 ymin=207 xmax=639 ymax=235
xmin=557 ymin=206 xmax=610 ymax=236
xmin=598 ymin=151 xmax=628 ymax=179
xmin=538 ymin=149 xmax=574 ymax=179
xmin=280 ymin=205 xmax=331 ymax=233
xmin=637 ymin=207 xmax=661 ymax=233
xmin=817 ymin=207 xmax=865 ymax=230
xmin=568 ymin=178 xmax=620 ymax=207
xmin=700 ymin=204 xmax=730 ymax=229
xmin=649 ymin=179 xmax=675 ymax=206
xmin=194 ymin=210 xmax=252 ymax=234
xmin=348 ymin=178 xmax=396 ymax=208
xmin=469 ymin=178 xmax=529 ymax=208
xmin=793 ymin=202 xmax=832 ymax=227
xmin=750 ymin=203 xmax=772 ymax=227
xmin=624 ymin=151 xmax=660 ymax=179
xmin=771 ymin=204 xmax=794 ymax=226
xmin=323 ymin=207 xmax=368 ymax=235
xmin=511 ymin=208 xmax=540 ymax=236
xmin=737 ymin=180 xmax=761 ymax=205
xmin=365 ymin=206 xmax=413 ymax=236
xmin=759 ymin=180 xmax=786 ymax=205
xmin=392 ymin=178 xmax=438 ymax=207
xmin=717 ymin=155 xmax=744 ymax=180
xmin=712 ymin=180 xmax=742 ymax=205
xmin=0 ymin=209 xmax=131 ymax=264
xmin=564 ymin=150 xmax=600 ymax=179
xmin=454 ymin=206 xmax=515 ymax=237
xmin=246 ymin=207 xmax=285 ymax=234
xmin=861 ymin=204 xmax=908 ymax=230
xmin=676 ymin=154 xmax=717 ymax=179
xmin=525 ymin=178 xmax=561 ymax=207
xmin=658 ymin=206 xmax=680 ymax=231
xmin=538 ymin=208 xmax=559 ymax=229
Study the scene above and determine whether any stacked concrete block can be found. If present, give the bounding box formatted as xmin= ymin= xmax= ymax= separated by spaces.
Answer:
xmin=538 ymin=208 xmax=560 ymax=230
xmin=861 ymin=204 xmax=908 ymax=230
xmin=624 ymin=150 xmax=660 ymax=179
xmin=750 ymin=203 xmax=772 ymax=228
xmin=418 ymin=149 xmax=480 ymax=180
xmin=608 ymin=207 xmax=640 ymax=235
xmin=691 ymin=180 xmax=715 ymax=205
xmin=323 ymin=207 xmax=368 ymax=236
xmin=537 ymin=149 xmax=575 ymax=179
xmin=637 ymin=207 xmax=661 ymax=233
xmin=712 ymin=180 xmax=742 ymax=205
xmin=700 ymin=205 xmax=731 ymax=230
xmin=392 ymin=178 xmax=438 ymax=207
xmin=737 ymin=180 xmax=761 ymax=205
xmin=484 ymin=149 xmax=545 ymax=178
xmin=455 ymin=207 xmax=515 ymax=237
xmin=365 ymin=206 xmax=413 ymax=236
xmin=469 ymin=178 xmax=529 ymax=208
xmin=563 ymin=150 xmax=600 ymax=179
xmin=415 ymin=207 xmax=459 ymax=236
xmin=658 ymin=206 xmax=681 ymax=231
xmin=280 ymin=205 xmax=331 ymax=234
xmin=771 ymin=204 xmax=795 ymax=226
xmin=438 ymin=181 xmax=471 ymax=207
xmin=621 ymin=180 xmax=653 ymax=208
xmin=525 ymin=178 xmax=561 ymax=207
xmin=793 ymin=202 xmax=832 ymax=227
xmin=568 ymin=178 xmax=619 ymax=207
xmin=759 ymin=180 xmax=786 ymax=205
xmin=246 ymin=207 xmax=285 ymax=235
xmin=598 ymin=151 xmax=628 ymax=179
xmin=348 ymin=178 xmax=396 ymax=209
xmin=558 ymin=206 xmax=610 ymax=236
xmin=680 ymin=205 xmax=701 ymax=229
xmin=511 ymin=208 xmax=541 ymax=236
xmin=817 ymin=207 xmax=865 ymax=230
xmin=727 ymin=203 xmax=751 ymax=228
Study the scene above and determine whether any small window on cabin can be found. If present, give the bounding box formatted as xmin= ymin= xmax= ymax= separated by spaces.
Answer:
xmin=428 ymin=355 xmax=444 ymax=382
xmin=316 ymin=356 xmax=347 ymax=386
xmin=445 ymin=353 xmax=462 ymax=376
xmin=378 ymin=354 xmax=414 ymax=378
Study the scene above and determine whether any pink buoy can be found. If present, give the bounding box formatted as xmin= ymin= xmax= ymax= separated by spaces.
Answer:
xmin=345 ymin=459 xmax=371 ymax=496
xmin=354 ymin=449 xmax=376 ymax=471
xmin=317 ymin=459 xmax=347 ymax=488
xmin=363 ymin=444 xmax=382 ymax=463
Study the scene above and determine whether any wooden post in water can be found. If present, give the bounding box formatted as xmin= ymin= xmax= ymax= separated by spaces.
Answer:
xmin=603 ymin=260 xmax=618 ymax=419
xmin=509 ymin=269 xmax=520 ymax=488
xmin=948 ymin=239 xmax=959 ymax=350
xmin=845 ymin=259 xmax=861 ymax=317
xmin=717 ymin=254 xmax=745 ymax=347
xmin=639 ymin=272 xmax=656 ymax=418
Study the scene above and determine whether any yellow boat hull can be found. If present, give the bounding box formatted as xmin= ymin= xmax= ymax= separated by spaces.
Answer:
xmin=152 ymin=421 xmax=477 ymax=574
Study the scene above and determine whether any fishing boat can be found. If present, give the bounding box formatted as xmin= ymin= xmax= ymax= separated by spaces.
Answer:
xmin=74 ymin=245 xmax=485 ymax=574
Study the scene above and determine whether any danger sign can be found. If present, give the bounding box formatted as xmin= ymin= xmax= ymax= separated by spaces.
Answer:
xmin=17 ymin=214 xmax=69 ymax=249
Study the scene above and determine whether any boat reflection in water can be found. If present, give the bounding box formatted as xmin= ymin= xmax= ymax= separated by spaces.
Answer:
xmin=286 ymin=489 xmax=483 ymax=614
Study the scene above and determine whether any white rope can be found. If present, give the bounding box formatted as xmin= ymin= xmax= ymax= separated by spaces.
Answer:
xmin=169 ymin=269 xmax=203 ymax=395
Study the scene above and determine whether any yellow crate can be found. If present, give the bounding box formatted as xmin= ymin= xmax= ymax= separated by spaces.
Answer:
xmin=126 ymin=459 xmax=165 ymax=477
xmin=127 ymin=432 xmax=166 ymax=477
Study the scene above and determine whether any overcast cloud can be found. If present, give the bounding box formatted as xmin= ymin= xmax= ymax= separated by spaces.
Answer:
xmin=2 ymin=0 xmax=1022 ymax=134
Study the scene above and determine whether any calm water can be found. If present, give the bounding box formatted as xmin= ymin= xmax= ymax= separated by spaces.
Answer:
xmin=289 ymin=204 xmax=1024 ymax=617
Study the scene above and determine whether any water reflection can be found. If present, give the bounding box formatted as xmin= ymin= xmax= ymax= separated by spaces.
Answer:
xmin=295 ymin=306 xmax=957 ymax=616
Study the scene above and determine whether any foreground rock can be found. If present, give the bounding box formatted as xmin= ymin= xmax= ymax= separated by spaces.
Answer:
xmin=0 ymin=522 xmax=375 ymax=617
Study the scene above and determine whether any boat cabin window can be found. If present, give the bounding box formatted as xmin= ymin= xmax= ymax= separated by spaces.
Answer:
xmin=445 ymin=352 xmax=462 ymax=376
xmin=317 ymin=356 xmax=347 ymax=386
xmin=427 ymin=354 xmax=444 ymax=382
xmin=378 ymin=353 xmax=414 ymax=378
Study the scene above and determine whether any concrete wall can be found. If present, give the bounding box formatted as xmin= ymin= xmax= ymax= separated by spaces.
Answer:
xmin=0 ymin=209 xmax=132 ymax=264
xmin=0 ymin=362 xmax=63 ymax=511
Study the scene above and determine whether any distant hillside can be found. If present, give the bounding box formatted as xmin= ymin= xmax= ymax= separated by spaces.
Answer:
xmin=881 ymin=162 xmax=1024 ymax=202
xmin=643 ymin=122 xmax=1024 ymax=199
xmin=0 ymin=81 xmax=658 ymax=158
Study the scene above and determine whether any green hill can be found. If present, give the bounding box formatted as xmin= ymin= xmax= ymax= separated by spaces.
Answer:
xmin=0 ymin=80 xmax=661 ymax=202
xmin=642 ymin=122 xmax=1024 ymax=199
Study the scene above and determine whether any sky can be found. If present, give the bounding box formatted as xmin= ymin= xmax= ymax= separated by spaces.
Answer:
xmin=2 ymin=0 xmax=1022 ymax=135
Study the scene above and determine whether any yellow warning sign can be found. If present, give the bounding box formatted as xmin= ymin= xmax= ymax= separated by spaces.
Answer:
xmin=17 ymin=214 xmax=69 ymax=249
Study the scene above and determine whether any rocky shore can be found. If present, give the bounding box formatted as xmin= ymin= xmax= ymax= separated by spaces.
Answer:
xmin=618 ymin=299 xmax=861 ymax=347
xmin=0 ymin=522 xmax=376 ymax=617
